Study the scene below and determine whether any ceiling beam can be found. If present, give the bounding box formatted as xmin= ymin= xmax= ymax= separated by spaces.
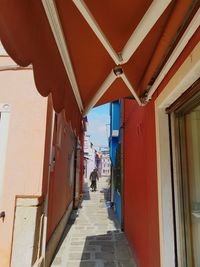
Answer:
xmin=83 ymin=70 xmax=117 ymax=116
xmin=121 ymin=0 xmax=172 ymax=63
xmin=41 ymin=0 xmax=84 ymax=112
xmin=73 ymin=0 xmax=121 ymax=65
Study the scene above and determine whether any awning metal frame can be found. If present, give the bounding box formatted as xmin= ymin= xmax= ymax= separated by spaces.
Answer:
xmin=42 ymin=0 xmax=84 ymax=112
xmin=73 ymin=0 xmax=122 ymax=65
xmin=145 ymin=7 xmax=200 ymax=102
xmin=73 ymin=0 xmax=171 ymax=114
xmin=41 ymin=0 xmax=197 ymax=116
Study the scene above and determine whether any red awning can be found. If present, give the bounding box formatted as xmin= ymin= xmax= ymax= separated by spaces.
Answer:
xmin=0 ymin=0 xmax=199 ymax=131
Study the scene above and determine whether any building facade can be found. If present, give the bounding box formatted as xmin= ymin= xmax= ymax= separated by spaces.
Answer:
xmin=0 ymin=44 xmax=84 ymax=267
xmin=109 ymin=100 xmax=123 ymax=226
xmin=119 ymin=30 xmax=200 ymax=267
xmin=84 ymin=133 xmax=96 ymax=179
xmin=99 ymin=151 xmax=111 ymax=177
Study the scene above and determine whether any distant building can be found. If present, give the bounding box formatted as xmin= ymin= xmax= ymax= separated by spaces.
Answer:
xmin=109 ymin=100 xmax=122 ymax=226
xmin=84 ymin=134 xmax=96 ymax=179
xmin=99 ymin=150 xmax=111 ymax=177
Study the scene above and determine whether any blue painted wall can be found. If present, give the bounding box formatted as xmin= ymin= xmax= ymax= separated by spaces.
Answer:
xmin=109 ymin=100 xmax=122 ymax=226
xmin=114 ymin=190 xmax=122 ymax=225
xmin=109 ymin=101 xmax=121 ymax=165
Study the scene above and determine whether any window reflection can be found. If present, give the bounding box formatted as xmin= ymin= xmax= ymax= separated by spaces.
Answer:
xmin=184 ymin=104 xmax=200 ymax=266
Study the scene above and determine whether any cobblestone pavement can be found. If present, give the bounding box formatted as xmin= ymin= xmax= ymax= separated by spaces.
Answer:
xmin=51 ymin=177 xmax=137 ymax=267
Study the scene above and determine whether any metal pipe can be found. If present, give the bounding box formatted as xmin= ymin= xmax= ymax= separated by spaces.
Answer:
xmin=37 ymin=214 xmax=44 ymax=260
xmin=41 ymin=108 xmax=55 ymax=265
xmin=0 ymin=104 xmax=11 ymax=217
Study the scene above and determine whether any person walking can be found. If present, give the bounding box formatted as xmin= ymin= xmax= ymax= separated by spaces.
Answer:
xmin=89 ymin=168 xmax=99 ymax=191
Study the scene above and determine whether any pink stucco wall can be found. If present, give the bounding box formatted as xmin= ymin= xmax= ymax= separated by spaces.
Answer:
xmin=0 ymin=57 xmax=48 ymax=266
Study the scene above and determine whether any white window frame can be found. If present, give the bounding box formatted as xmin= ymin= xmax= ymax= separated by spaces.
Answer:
xmin=155 ymin=43 xmax=200 ymax=267
xmin=0 ymin=103 xmax=11 ymax=210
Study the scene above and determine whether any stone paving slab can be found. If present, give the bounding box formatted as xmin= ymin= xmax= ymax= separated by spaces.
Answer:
xmin=51 ymin=177 xmax=137 ymax=267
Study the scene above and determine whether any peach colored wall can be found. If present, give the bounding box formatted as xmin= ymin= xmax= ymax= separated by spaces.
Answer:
xmin=0 ymin=57 xmax=48 ymax=267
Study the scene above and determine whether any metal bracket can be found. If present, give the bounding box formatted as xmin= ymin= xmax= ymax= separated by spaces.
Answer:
xmin=0 ymin=103 xmax=11 ymax=113
xmin=0 ymin=211 xmax=5 ymax=222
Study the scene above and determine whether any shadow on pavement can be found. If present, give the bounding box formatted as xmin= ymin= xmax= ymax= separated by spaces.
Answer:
xmin=51 ymin=177 xmax=137 ymax=266
xmin=79 ymin=231 xmax=136 ymax=267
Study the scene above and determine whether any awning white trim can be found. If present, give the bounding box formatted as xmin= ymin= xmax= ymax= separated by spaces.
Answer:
xmin=121 ymin=73 xmax=143 ymax=106
xmin=83 ymin=70 xmax=117 ymax=116
xmin=146 ymin=7 xmax=200 ymax=101
xmin=42 ymin=0 xmax=84 ymax=112
xmin=73 ymin=0 xmax=172 ymax=64
xmin=73 ymin=0 xmax=121 ymax=65
xmin=122 ymin=0 xmax=172 ymax=63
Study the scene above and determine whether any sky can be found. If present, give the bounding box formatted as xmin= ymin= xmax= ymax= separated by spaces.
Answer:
xmin=87 ymin=104 xmax=110 ymax=149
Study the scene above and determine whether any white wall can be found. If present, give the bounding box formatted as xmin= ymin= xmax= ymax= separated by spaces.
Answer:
xmin=84 ymin=134 xmax=96 ymax=179
xmin=100 ymin=154 xmax=111 ymax=177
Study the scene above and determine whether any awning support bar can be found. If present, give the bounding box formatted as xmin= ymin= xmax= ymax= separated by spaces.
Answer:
xmin=83 ymin=67 xmax=143 ymax=116
xmin=73 ymin=0 xmax=121 ymax=65
xmin=73 ymin=0 xmax=172 ymax=65
xmin=83 ymin=70 xmax=117 ymax=116
xmin=121 ymin=74 xmax=143 ymax=106
xmin=121 ymin=0 xmax=172 ymax=63
xmin=145 ymin=8 xmax=200 ymax=102
xmin=42 ymin=0 xmax=84 ymax=112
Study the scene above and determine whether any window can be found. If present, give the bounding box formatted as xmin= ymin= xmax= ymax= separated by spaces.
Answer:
xmin=155 ymin=50 xmax=200 ymax=267
xmin=84 ymin=143 xmax=88 ymax=149
xmin=172 ymin=89 xmax=200 ymax=266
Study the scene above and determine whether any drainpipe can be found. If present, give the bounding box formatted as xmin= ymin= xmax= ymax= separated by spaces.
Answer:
xmin=0 ymin=104 xmax=11 ymax=222
xmin=34 ymin=107 xmax=55 ymax=267
xmin=42 ymin=108 xmax=55 ymax=266
xmin=120 ymin=100 xmax=125 ymax=231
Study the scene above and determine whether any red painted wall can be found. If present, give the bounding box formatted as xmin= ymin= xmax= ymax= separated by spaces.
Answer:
xmin=122 ymin=28 xmax=200 ymax=267
xmin=123 ymin=98 xmax=160 ymax=267
xmin=47 ymin=112 xmax=76 ymax=241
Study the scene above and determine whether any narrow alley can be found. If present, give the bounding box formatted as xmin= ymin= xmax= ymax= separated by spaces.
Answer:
xmin=1 ymin=2 xmax=199 ymax=266
xmin=51 ymin=176 xmax=136 ymax=267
